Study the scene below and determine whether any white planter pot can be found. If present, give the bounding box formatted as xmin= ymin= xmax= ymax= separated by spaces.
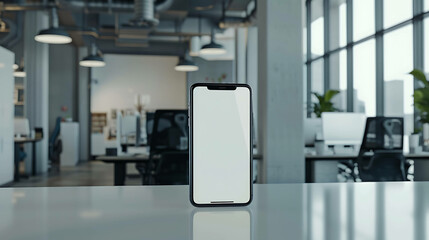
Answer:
xmin=409 ymin=134 xmax=420 ymax=148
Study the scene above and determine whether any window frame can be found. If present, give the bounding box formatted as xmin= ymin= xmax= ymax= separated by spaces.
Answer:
xmin=305 ymin=0 xmax=428 ymax=123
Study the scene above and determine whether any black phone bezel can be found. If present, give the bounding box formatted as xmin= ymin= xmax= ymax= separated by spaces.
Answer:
xmin=189 ymin=83 xmax=253 ymax=207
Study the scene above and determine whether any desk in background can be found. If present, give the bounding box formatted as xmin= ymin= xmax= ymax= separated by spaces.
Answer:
xmin=1 ymin=182 xmax=428 ymax=239
xmin=97 ymin=154 xmax=150 ymax=186
xmin=98 ymin=153 xmax=264 ymax=186
xmin=305 ymin=153 xmax=429 ymax=183
xmin=14 ymin=137 xmax=42 ymax=181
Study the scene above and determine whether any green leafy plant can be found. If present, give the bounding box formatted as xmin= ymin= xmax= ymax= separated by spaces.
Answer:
xmin=409 ymin=69 xmax=429 ymax=124
xmin=312 ymin=89 xmax=341 ymax=118
xmin=413 ymin=128 xmax=422 ymax=135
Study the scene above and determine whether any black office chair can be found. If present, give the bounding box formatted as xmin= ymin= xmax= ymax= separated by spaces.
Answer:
xmin=146 ymin=112 xmax=155 ymax=145
xmin=137 ymin=110 xmax=189 ymax=184
xmin=151 ymin=151 xmax=189 ymax=185
xmin=356 ymin=117 xmax=406 ymax=182
xmin=49 ymin=117 xmax=62 ymax=173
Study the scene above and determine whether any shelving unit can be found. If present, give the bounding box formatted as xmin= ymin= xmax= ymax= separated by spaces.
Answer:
xmin=91 ymin=112 xmax=107 ymax=134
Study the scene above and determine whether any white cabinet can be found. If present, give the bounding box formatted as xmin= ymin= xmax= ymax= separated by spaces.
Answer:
xmin=60 ymin=122 xmax=79 ymax=166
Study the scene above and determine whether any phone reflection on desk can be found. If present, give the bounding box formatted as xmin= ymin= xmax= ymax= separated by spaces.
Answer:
xmin=192 ymin=208 xmax=251 ymax=240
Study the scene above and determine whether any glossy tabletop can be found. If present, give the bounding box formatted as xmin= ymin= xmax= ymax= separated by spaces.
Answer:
xmin=1 ymin=182 xmax=427 ymax=240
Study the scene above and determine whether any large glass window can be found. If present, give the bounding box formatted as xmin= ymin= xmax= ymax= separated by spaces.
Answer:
xmin=384 ymin=25 xmax=414 ymax=135
xmin=354 ymin=40 xmax=376 ymax=116
xmin=330 ymin=50 xmax=347 ymax=111
xmin=329 ymin=0 xmax=347 ymax=50
xmin=353 ymin=0 xmax=374 ymax=41
xmin=425 ymin=18 xmax=429 ymax=73
xmin=305 ymin=0 xmax=424 ymax=122
xmin=384 ymin=0 xmax=413 ymax=29
xmin=311 ymin=0 xmax=324 ymax=57
xmin=312 ymin=59 xmax=324 ymax=97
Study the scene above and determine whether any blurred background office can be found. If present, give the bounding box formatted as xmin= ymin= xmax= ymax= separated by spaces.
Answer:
xmin=0 ymin=0 xmax=429 ymax=187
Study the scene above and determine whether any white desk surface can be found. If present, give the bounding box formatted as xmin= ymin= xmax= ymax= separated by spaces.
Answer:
xmin=1 ymin=183 xmax=427 ymax=240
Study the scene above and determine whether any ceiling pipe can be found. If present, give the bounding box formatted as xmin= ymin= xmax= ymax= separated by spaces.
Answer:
xmin=130 ymin=0 xmax=159 ymax=27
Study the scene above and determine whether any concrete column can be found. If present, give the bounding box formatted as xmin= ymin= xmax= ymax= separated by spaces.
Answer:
xmin=24 ymin=11 xmax=49 ymax=173
xmin=257 ymin=0 xmax=304 ymax=183
xmin=78 ymin=47 xmax=90 ymax=161
xmin=235 ymin=28 xmax=247 ymax=84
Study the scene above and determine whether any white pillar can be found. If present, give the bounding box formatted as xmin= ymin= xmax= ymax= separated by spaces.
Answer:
xmin=24 ymin=11 xmax=49 ymax=173
xmin=257 ymin=0 xmax=304 ymax=183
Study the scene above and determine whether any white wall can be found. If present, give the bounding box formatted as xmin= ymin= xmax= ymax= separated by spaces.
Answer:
xmin=0 ymin=47 xmax=15 ymax=185
xmin=92 ymin=54 xmax=187 ymax=114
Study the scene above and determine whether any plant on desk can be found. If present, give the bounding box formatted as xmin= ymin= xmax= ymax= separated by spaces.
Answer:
xmin=312 ymin=89 xmax=341 ymax=118
xmin=410 ymin=69 xmax=429 ymax=150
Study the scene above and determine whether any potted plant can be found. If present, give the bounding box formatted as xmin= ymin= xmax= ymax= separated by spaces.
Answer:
xmin=409 ymin=69 xmax=429 ymax=150
xmin=409 ymin=128 xmax=422 ymax=153
xmin=312 ymin=89 xmax=341 ymax=118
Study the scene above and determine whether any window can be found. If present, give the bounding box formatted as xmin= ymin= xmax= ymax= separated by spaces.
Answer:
xmin=354 ymin=40 xmax=376 ymax=116
xmin=425 ymin=0 xmax=429 ymax=12
xmin=329 ymin=50 xmax=347 ymax=111
xmin=311 ymin=59 xmax=324 ymax=97
xmin=384 ymin=25 xmax=414 ymax=135
xmin=353 ymin=0 xmax=374 ymax=41
xmin=305 ymin=0 xmax=423 ymax=122
xmin=329 ymin=0 xmax=347 ymax=50
xmin=424 ymin=18 xmax=429 ymax=73
xmin=384 ymin=0 xmax=413 ymax=29
xmin=303 ymin=27 xmax=307 ymax=58
xmin=311 ymin=0 xmax=324 ymax=57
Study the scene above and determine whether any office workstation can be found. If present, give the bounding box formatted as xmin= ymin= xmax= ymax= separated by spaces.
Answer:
xmin=0 ymin=0 xmax=429 ymax=238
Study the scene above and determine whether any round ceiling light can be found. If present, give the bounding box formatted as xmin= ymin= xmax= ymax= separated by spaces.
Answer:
xmin=34 ymin=27 xmax=72 ymax=44
xmin=200 ymin=41 xmax=226 ymax=55
xmin=175 ymin=58 xmax=199 ymax=72
xmin=79 ymin=55 xmax=106 ymax=68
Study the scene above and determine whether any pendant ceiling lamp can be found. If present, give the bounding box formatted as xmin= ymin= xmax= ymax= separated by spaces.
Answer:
xmin=14 ymin=59 xmax=25 ymax=78
xmin=35 ymin=8 xmax=72 ymax=44
xmin=175 ymin=56 xmax=199 ymax=72
xmin=200 ymin=28 xmax=226 ymax=55
xmin=80 ymin=43 xmax=105 ymax=68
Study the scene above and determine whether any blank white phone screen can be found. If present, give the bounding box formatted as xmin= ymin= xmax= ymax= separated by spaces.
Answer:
xmin=192 ymin=86 xmax=251 ymax=205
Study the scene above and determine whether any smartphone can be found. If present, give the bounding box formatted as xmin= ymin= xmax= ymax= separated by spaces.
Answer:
xmin=190 ymin=83 xmax=252 ymax=207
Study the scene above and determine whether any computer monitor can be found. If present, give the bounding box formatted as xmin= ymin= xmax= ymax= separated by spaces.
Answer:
xmin=14 ymin=118 xmax=30 ymax=137
xmin=121 ymin=113 xmax=141 ymax=146
xmin=304 ymin=118 xmax=322 ymax=146
xmin=322 ymin=112 xmax=366 ymax=146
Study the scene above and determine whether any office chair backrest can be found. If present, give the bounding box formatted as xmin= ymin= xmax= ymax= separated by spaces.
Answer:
xmin=357 ymin=117 xmax=406 ymax=181
xmin=360 ymin=117 xmax=404 ymax=152
xmin=14 ymin=118 xmax=30 ymax=136
xmin=150 ymin=110 xmax=188 ymax=154
xmin=153 ymin=151 xmax=189 ymax=185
